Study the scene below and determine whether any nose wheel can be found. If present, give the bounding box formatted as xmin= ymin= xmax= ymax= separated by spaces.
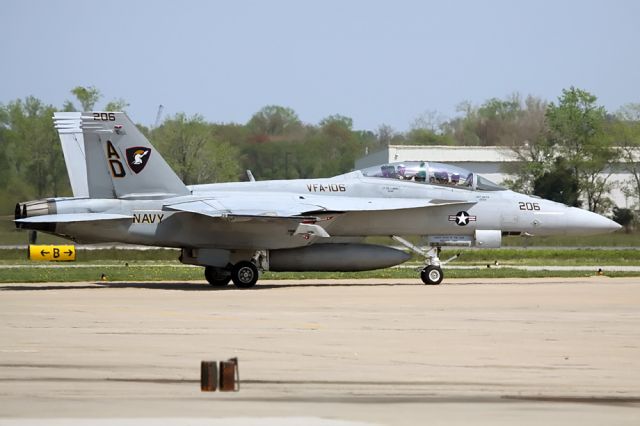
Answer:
xmin=421 ymin=265 xmax=443 ymax=285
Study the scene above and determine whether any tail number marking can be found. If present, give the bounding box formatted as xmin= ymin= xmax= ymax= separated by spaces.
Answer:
xmin=93 ymin=112 xmax=116 ymax=121
xmin=106 ymin=140 xmax=126 ymax=178
xmin=518 ymin=202 xmax=540 ymax=211
xmin=133 ymin=213 xmax=164 ymax=224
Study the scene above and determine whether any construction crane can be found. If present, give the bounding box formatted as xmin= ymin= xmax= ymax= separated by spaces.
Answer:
xmin=153 ymin=104 xmax=165 ymax=128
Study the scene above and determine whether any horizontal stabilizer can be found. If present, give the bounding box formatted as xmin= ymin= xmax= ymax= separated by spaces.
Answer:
xmin=165 ymin=201 xmax=319 ymax=222
xmin=15 ymin=213 xmax=132 ymax=223
xmin=164 ymin=194 xmax=323 ymax=218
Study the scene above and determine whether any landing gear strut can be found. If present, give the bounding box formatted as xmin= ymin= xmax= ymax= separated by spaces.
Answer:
xmin=392 ymin=236 xmax=457 ymax=285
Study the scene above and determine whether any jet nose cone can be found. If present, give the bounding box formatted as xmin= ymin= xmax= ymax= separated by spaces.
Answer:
xmin=566 ymin=207 xmax=622 ymax=235
xmin=607 ymin=218 xmax=623 ymax=232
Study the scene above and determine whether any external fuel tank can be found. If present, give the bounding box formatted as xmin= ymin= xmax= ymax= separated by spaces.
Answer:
xmin=269 ymin=243 xmax=410 ymax=272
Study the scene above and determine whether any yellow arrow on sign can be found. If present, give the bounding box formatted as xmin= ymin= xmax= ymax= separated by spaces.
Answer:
xmin=28 ymin=245 xmax=76 ymax=261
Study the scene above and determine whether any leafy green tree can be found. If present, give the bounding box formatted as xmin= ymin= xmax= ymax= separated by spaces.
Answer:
xmin=404 ymin=128 xmax=454 ymax=145
xmin=404 ymin=109 xmax=454 ymax=145
xmin=247 ymin=105 xmax=303 ymax=141
xmin=319 ymin=114 xmax=353 ymax=130
xmin=612 ymin=207 xmax=634 ymax=233
xmin=445 ymin=94 xmax=549 ymax=150
xmin=474 ymin=96 xmax=521 ymax=145
xmin=68 ymin=86 xmax=102 ymax=111
xmin=444 ymin=101 xmax=483 ymax=145
xmin=314 ymin=114 xmax=360 ymax=176
xmin=104 ymin=98 xmax=130 ymax=112
xmin=63 ymin=86 xmax=128 ymax=112
xmin=502 ymin=136 xmax=552 ymax=194
xmin=0 ymin=97 xmax=69 ymax=211
xmin=546 ymin=87 xmax=617 ymax=213
xmin=0 ymin=107 xmax=10 ymax=183
xmin=410 ymin=109 xmax=446 ymax=133
xmin=375 ymin=124 xmax=405 ymax=147
xmin=451 ymin=95 xmax=548 ymax=194
xmin=0 ymin=109 xmax=15 ymax=213
xmin=152 ymin=113 xmax=240 ymax=184
xmin=533 ymin=157 xmax=581 ymax=207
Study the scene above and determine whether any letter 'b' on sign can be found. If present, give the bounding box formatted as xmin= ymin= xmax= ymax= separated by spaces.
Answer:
xmin=28 ymin=245 xmax=76 ymax=262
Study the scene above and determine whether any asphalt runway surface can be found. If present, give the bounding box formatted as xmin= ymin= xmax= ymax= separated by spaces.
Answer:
xmin=1 ymin=277 xmax=639 ymax=425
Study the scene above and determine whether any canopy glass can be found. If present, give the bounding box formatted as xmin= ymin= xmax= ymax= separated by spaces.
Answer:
xmin=359 ymin=161 xmax=506 ymax=191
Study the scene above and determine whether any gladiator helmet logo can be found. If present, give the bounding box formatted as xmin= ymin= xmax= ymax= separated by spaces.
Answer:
xmin=125 ymin=147 xmax=151 ymax=174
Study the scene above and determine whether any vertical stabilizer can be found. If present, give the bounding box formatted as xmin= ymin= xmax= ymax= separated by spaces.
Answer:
xmin=53 ymin=112 xmax=89 ymax=197
xmin=81 ymin=112 xmax=190 ymax=199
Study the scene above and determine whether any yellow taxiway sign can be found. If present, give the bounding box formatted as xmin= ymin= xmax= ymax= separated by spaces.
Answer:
xmin=28 ymin=245 xmax=76 ymax=261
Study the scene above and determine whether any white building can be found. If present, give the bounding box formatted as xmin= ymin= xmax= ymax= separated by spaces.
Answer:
xmin=355 ymin=145 xmax=637 ymax=208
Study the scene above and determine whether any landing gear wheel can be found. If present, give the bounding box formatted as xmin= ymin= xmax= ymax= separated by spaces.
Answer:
xmin=231 ymin=261 xmax=259 ymax=289
xmin=204 ymin=266 xmax=231 ymax=287
xmin=421 ymin=265 xmax=443 ymax=285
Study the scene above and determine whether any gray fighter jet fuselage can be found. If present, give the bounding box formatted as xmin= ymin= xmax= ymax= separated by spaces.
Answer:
xmin=15 ymin=112 xmax=621 ymax=287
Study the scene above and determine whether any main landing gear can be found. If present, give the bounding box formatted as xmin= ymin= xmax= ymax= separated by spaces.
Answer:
xmin=230 ymin=261 xmax=259 ymax=288
xmin=392 ymin=236 xmax=459 ymax=285
xmin=204 ymin=261 xmax=260 ymax=289
xmin=204 ymin=266 xmax=231 ymax=287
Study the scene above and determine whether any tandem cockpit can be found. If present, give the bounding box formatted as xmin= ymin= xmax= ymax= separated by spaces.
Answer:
xmin=359 ymin=161 xmax=506 ymax=191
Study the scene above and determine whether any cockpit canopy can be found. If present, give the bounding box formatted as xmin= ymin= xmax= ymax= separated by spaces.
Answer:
xmin=359 ymin=161 xmax=506 ymax=191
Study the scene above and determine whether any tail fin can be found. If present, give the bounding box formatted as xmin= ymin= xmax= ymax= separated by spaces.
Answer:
xmin=80 ymin=112 xmax=189 ymax=199
xmin=53 ymin=112 xmax=89 ymax=197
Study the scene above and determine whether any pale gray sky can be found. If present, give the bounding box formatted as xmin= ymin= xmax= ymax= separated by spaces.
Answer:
xmin=2 ymin=0 xmax=639 ymax=130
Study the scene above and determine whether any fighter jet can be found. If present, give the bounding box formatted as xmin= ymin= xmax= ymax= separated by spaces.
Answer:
xmin=14 ymin=112 xmax=621 ymax=287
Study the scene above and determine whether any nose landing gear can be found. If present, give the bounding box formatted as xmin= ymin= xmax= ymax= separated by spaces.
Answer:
xmin=392 ymin=236 xmax=459 ymax=285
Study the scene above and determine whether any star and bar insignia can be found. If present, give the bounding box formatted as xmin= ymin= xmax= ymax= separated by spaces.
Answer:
xmin=448 ymin=211 xmax=477 ymax=226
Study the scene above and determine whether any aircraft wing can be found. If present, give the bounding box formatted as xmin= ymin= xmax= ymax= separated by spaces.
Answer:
xmin=164 ymin=193 xmax=475 ymax=218
xmin=164 ymin=195 xmax=330 ymax=238
xmin=299 ymin=195 xmax=476 ymax=213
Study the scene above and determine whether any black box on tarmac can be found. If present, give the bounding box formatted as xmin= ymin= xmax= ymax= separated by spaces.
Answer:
xmin=201 ymin=358 xmax=239 ymax=392
xmin=219 ymin=358 xmax=239 ymax=392
xmin=201 ymin=361 xmax=217 ymax=391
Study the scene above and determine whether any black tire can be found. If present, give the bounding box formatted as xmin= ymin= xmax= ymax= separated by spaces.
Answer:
xmin=231 ymin=261 xmax=259 ymax=289
xmin=421 ymin=265 xmax=443 ymax=285
xmin=204 ymin=266 xmax=231 ymax=287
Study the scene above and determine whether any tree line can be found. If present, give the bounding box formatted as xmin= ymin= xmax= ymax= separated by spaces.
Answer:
xmin=0 ymin=86 xmax=639 ymax=226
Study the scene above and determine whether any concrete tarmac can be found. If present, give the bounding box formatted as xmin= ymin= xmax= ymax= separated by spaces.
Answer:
xmin=1 ymin=277 xmax=639 ymax=425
